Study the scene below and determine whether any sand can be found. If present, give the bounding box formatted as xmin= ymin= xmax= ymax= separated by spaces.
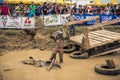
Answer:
xmin=0 ymin=49 xmax=120 ymax=80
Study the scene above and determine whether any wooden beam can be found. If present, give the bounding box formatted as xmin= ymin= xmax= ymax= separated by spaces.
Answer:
xmin=90 ymin=47 xmax=120 ymax=58
xmin=63 ymin=16 xmax=99 ymax=27
xmin=87 ymin=18 xmax=120 ymax=30
xmin=81 ymin=27 xmax=90 ymax=50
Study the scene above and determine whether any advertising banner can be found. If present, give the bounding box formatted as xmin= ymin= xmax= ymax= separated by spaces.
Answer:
xmin=74 ymin=14 xmax=85 ymax=25
xmin=0 ymin=16 xmax=4 ymax=28
xmin=22 ymin=17 xmax=36 ymax=29
xmin=84 ymin=14 xmax=97 ymax=25
xmin=5 ymin=16 xmax=22 ymax=28
xmin=100 ymin=14 xmax=116 ymax=23
xmin=44 ymin=15 xmax=60 ymax=26
xmin=60 ymin=14 xmax=70 ymax=25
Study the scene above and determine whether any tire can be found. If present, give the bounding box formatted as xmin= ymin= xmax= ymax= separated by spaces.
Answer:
xmin=70 ymin=51 xmax=89 ymax=59
xmin=63 ymin=45 xmax=76 ymax=54
xmin=95 ymin=64 xmax=120 ymax=75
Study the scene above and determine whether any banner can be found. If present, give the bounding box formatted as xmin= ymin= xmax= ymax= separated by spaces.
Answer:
xmin=84 ymin=14 xmax=98 ymax=25
xmin=44 ymin=15 xmax=60 ymax=26
xmin=0 ymin=16 xmax=4 ymax=28
xmin=74 ymin=14 xmax=85 ymax=25
xmin=5 ymin=16 xmax=22 ymax=28
xmin=100 ymin=14 xmax=116 ymax=23
xmin=60 ymin=14 xmax=70 ymax=25
xmin=22 ymin=17 xmax=36 ymax=28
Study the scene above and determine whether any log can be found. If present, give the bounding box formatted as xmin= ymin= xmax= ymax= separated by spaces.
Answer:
xmin=88 ymin=18 xmax=120 ymax=30
xmin=81 ymin=27 xmax=90 ymax=50
xmin=63 ymin=16 xmax=99 ymax=27
xmin=47 ymin=58 xmax=56 ymax=71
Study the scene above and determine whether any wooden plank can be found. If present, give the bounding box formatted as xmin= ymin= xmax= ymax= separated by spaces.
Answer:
xmin=95 ymin=30 xmax=120 ymax=37
xmin=63 ymin=16 xmax=99 ymax=27
xmin=87 ymin=18 xmax=120 ymax=30
xmin=93 ymin=30 xmax=120 ymax=40
xmin=47 ymin=58 xmax=55 ymax=71
xmin=89 ymin=39 xmax=102 ymax=44
xmin=81 ymin=28 xmax=90 ymax=50
xmin=91 ymin=31 xmax=118 ymax=39
xmin=89 ymin=39 xmax=102 ymax=46
xmin=102 ymin=30 xmax=120 ymax=36
xmin=89 ymin=33 xmax=112 ymax=42
xmin=70 ymin=36 xmax=83 ymax=45
xmin=90 ymin=47 xmax=120 ymax=58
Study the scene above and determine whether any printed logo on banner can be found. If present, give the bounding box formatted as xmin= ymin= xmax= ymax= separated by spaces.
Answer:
xmin=5 ymin=16 xmax=22 ymax=28
xmin=22 ymin=17 xmax=35 ymax=28
xmin=44 ymin=15 xmax=60 ymax=26
xmin=0 ymin=16 xmax=4 ymax=28
xmin=60 ymin=14 xmax=70 ymax=25
xmin=101 ymin=16 xmax=112 ymax=23
xmin=74 ymin=14 xmax=84 ymax=20
xmin=24 ymin=18 xmax=31 ymax=26
xmin=74 ymin=14 xmax=85 ymax=25
xmin=85 ymin=16 xmax=96 ymax=25
xmin=2 ymin=16 xmax=7 ymax=27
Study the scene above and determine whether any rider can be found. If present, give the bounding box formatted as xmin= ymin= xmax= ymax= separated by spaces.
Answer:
xmin=49 ymin=30 xmax=69 ymax=63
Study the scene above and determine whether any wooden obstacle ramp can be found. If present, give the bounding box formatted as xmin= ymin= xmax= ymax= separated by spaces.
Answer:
xmin=70 ymin=30 xmax=120 ymax=49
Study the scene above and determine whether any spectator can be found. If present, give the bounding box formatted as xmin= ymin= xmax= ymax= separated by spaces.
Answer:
xmin=55 ymin=4 xmax=61 ymax=14
xmin=69 ymin=10 xmax=76 ymax=35
xmin=83 ymin=6 xmax=88 ymax=14
xmin=116 ymin=6 xmax=120 ymax=16
xmin=0 ymin=4 xmax=2 ymax=15
xmin=15 ymin=2 xmax=24 ymax=16
xmin=29 ymin=2 xmax=36 ymax=13
xmin=35 ymin=4 xmax=41 ymax=16
xmin=72 ymin=3 xmax=77 ymax=14
xmin=1 ymin=3 xmax=10 ymax=16
xmin=96 ymin=6 xmax=102 ymax=14
xmin=24 ymin=5 xmax=29 ymax=16
xmin=11 ymin=6 xmax=17 ymax=17
xmin=61 ymin=5 xmax=68 ymax=14
xmin=41 ymin=2 xmax=48 ymax=15
xmin=51 ymin=3 xmax=56 ymax=14
xmin=78 ymin=5 xmax=83 ymax=15
xmin=47 ymin=3 xmax=53 ymax=15
xmin=27 ymin=8 xmax=35 ymax=17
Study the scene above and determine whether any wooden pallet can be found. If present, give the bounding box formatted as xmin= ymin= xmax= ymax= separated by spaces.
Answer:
xmin=70 ymin=30 xmax=120 ymax=49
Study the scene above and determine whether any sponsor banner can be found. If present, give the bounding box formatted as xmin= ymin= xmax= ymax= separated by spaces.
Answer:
xmin=0 ymin=16 xmax=4 ymax=28
xmin=44 ymin=15 xmax=60 ymax=26
xmin=22 ymin=17 xmax=36 ymax=29
xmin=74 ymin=14 xmax=85 ymax=25
xmin=100 ymin=14 xmax=116 ymax=23
xmin=60 ymin=14 xmax=70 ymax=25
xmin=100 ymin=14 xmax=120 ymax=25
xmin=84 ymin=14 xmax=98 ymax=25
xmin=5 ymin=16 xmax=22 ymax=28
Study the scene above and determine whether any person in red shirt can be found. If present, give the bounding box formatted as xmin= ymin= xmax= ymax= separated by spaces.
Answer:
xmin=1 ymin=3 xmax=10 ymax=15
xmin=0 ymin=4 xmax=2 ymax=15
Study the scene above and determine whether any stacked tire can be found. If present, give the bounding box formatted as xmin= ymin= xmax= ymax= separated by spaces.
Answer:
xmin=95 ymin=64 xmax=120 ymax=75
xmin=63 ymin=45 xmax=76 ymax=54
xmin=70 ymin=51 xmax=89 ymax=59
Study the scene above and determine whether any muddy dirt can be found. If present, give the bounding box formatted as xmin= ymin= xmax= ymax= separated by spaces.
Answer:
xmin=0 ymin=25 xmax=120 ymax=55
xmin=0 ymin=25 xmax=120 ymax=80
xmin=0 ymin=49 xmax=120 ymax=80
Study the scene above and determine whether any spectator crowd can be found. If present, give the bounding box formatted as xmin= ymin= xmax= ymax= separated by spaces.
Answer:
xmin=0 ymin=2 xmax=120 ymax=17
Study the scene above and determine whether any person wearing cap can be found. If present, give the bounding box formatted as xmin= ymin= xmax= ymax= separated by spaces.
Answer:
xmin=49 ymin=30 xmax=69 ymax=63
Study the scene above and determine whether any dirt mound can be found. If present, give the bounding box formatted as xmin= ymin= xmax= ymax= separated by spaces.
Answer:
xmin=0 ymin=28 xmax=57 ymax=55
